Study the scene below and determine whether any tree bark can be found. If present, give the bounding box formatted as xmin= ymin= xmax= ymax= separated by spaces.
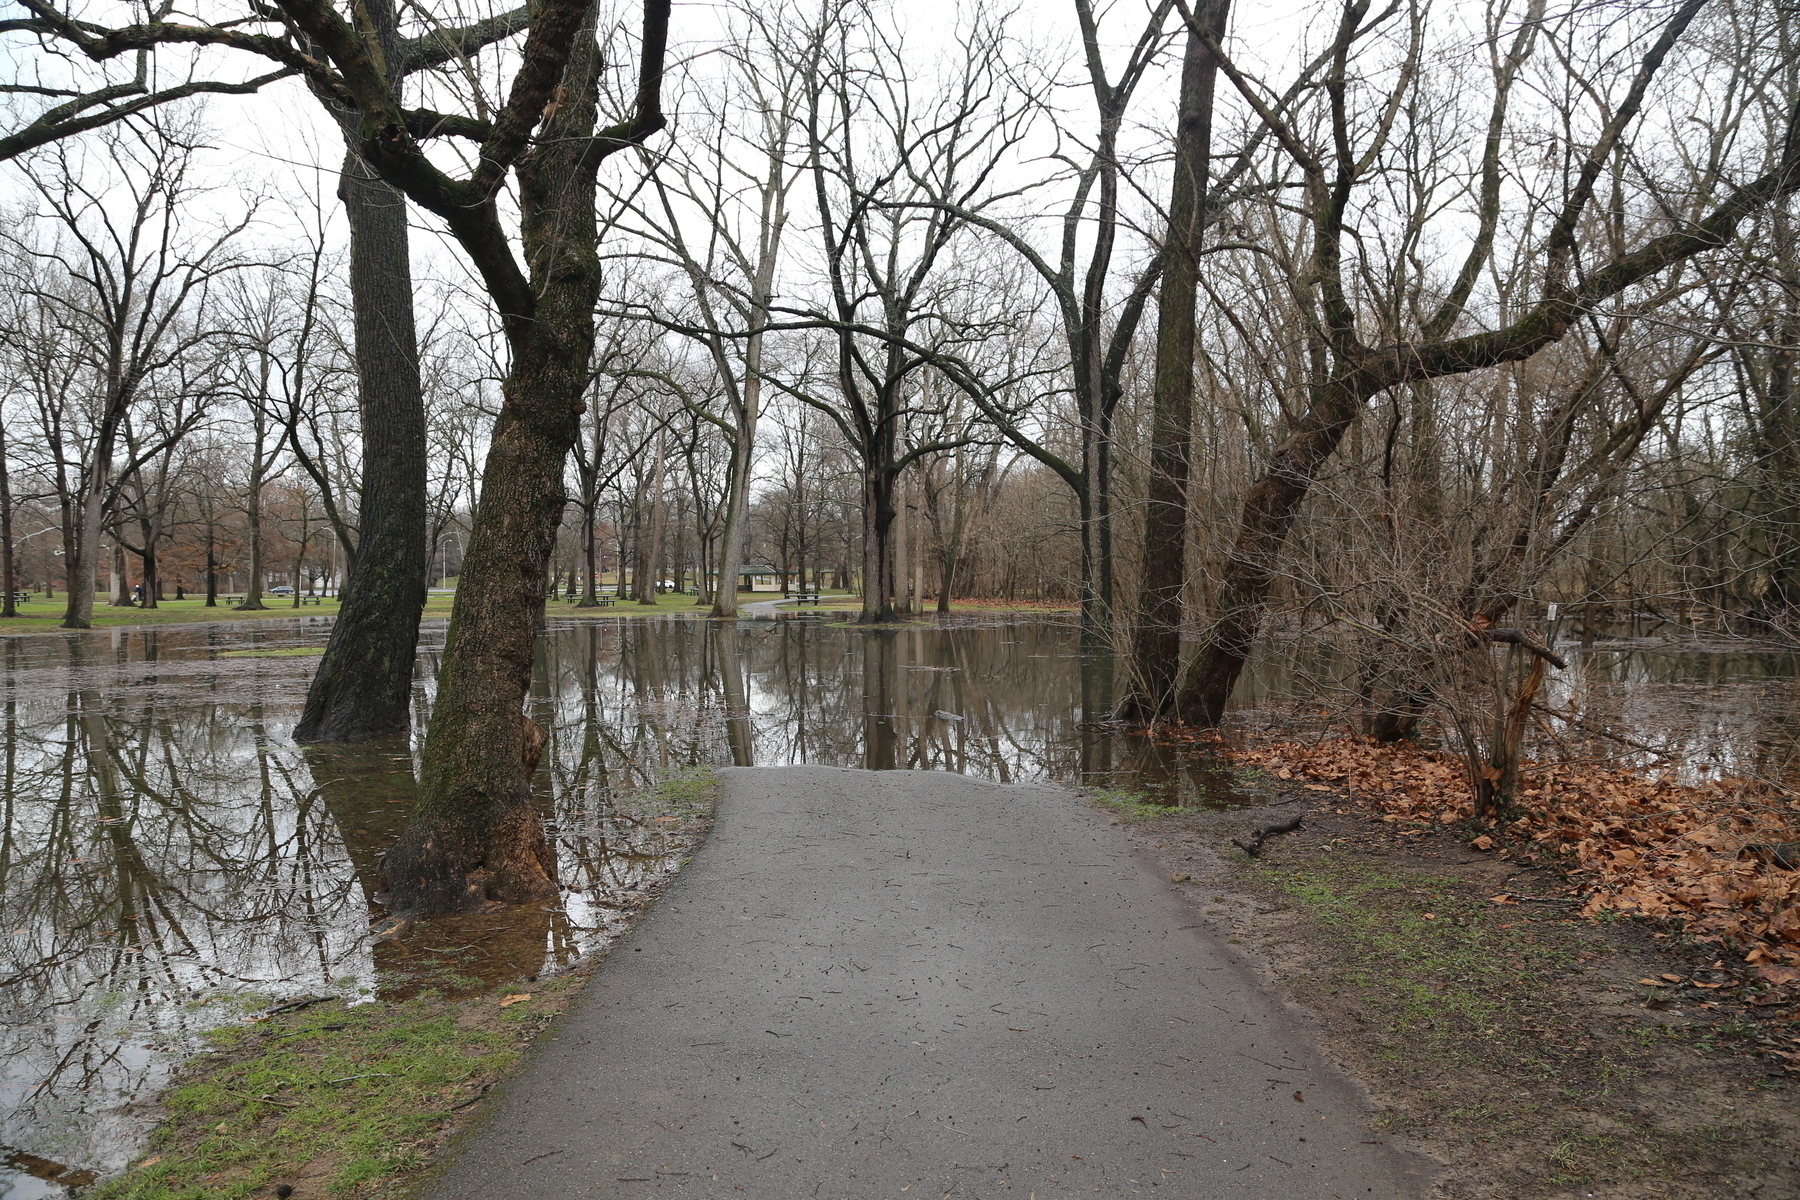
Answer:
xmin=237 ymin=462 xmax=266 ymax=610
xmin=711 ymin=403 xmax=757 ymax=618
xmin=61 ymin=415 xmax=119 ymax=629
xmin=294 ymin=0 xmax=429 ymax=744
xmin=1178 ymin=374 xmax=1372 ymax=724
xmin=379 ymin=1 xmax=667 ymax=916
xmin=860 ymin=458 xmax=901 ymax=622
xmin=204 ymin=518 xmax=217 ymax=607
xmin=0 ymin=418 xmax=15 ymax=618
xmin=1122 ymin=0 xmax=1228 ymax=720
xmin=637 ymin=431 xmax=666 ymax=605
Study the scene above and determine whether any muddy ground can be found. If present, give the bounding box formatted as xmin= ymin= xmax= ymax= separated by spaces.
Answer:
xmin=1099 ymin=786 xmax=1800 ymax=1199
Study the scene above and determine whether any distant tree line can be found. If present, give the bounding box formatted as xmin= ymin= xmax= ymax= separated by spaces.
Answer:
xmin=4 ymin=0 xmax=1800 ymax=906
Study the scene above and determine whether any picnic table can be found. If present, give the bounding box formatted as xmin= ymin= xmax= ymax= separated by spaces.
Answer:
xmin=791 ymin=591 xmax=823 ymax=606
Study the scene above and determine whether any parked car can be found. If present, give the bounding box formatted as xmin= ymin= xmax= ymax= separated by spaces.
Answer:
xmin=269 ymin=586 xmax=296 ymax=596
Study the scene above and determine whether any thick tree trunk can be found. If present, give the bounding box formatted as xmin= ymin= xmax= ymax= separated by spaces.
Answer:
xmin=295 ymin=5 xmax=429 ymax=744
xmin=638 ymin=435 xmax=667 ymax=605
xmin=380 ymin=314 xmax=584 ymax=914
xmin=204 ymin=523 xmax=217 ymax=607
xmin=140 ymin=529 xmax=159 ymax=609
xmin=1122 ymin=0 xmax=1228 ymax=720
xmin=894 ymin=471 xmax=911 ymax=614
xmin=576 ymin=503 xmax=601 ymax=606
xmin=61 ymin=462 xmax=107 ymax=629
xmin=1178 ymin=374 xmax=1372 ymax=724
xmin=860 ymin=463 xmax=901 ymax=622
xmin=712 ymin=423 xmax=755 ymax=618
xmin=379 ymin=13 xmax=636 ymax=916
xmin=238 ymin=479 xmax=266 ymax=610
xmin=110 ymin=542 xmax=133 ymax=606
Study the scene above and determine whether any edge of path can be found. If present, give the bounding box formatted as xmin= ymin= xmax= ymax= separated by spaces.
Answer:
xmin=1100 ymin=784 xmax=1800 ymax=1199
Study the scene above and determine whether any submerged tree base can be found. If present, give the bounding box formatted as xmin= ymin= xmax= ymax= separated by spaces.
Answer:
xmin=379 ymin=803 xmax=559 ymax=918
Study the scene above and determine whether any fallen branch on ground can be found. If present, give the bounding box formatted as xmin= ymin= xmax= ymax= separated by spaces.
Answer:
xmin=1233 ymin=815 xmax=1303 ymax=858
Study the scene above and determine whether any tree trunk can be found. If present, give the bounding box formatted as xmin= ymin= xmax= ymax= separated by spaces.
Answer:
xmin=638 ymin=435 xmax=666 ymax=605
xmin=61 ymin=456 xmax=107 ymax=629
xmin=238 ymin=474 xmax=266 ymax=610
xmin=294 ymin=0 xmax=429 ymax=744
xmin=204 ymin=521 xmax=217 ymax=607
xmin=894 ymin=470 xmax=911 ymax=614
xmin=140 ymin=523 xmax=159 ymax=609
xmin=109 ymin=541 xmax=131 ymax=606
xmin=380 ymin=14 xmax=637 ymax=916
xmin=0 ymin=420 xmax=14 ymax=618
xmin=860 ymin=462 xmax=901 ymax=622
xmin=711 ymin=420 xmax=756 ymax=618
xmin=1178 ymin=374 xmax=1372 ymax=724
xmin=576 ymin=502 xmax=601 ymax=606
xmin=1123 ymin=0 xmax=1228 ymax=720
xmin=1476 ymin=650 xmax=1546 ymax=820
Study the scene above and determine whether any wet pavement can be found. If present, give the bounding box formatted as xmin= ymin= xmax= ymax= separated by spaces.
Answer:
xmin=421 ymin=766 xmax=1429 ymax=1200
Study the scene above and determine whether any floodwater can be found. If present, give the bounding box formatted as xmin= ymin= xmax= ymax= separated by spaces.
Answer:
xmin=1 ymin=612 xmax=1797 ymax=1196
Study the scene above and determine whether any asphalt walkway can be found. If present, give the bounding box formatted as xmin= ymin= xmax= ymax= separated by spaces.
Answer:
xmin=424 ymin=767 xmax=1425 ymax=1199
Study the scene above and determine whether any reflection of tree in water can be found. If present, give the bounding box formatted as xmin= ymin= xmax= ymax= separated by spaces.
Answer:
xmin=0 ymin=642 xmax=369 ymax=1180
xmin=526 ymin=615 xmax=1255 ymax=804
xmin=534 ymin=621 xmax=728 ymax=954
xmin=6 ymin=614 xmax=1796 ymax=1189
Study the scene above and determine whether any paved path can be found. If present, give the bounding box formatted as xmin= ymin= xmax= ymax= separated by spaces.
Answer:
xmin=426 ymin=768 xmax=1426 ymax=1199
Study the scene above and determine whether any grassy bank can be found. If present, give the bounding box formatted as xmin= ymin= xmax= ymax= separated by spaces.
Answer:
xmin=89 ymin=770 xmax=719 ymax=1200
xmin=90 ymin=982 xmax=578 ymax=1200
xmin=0 ymin=591 xmax=1076 ymax=634
xmin=1105 ymin=778 xmax=1800 ymax=1198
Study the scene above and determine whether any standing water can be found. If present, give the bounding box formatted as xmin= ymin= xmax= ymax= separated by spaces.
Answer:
xmin=1 ymin=611 xmax=1796 ymax=1194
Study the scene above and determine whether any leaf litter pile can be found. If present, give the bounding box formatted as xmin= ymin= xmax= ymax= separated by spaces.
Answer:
xmin=1231 ymin=736 xmax=1800 ymax=988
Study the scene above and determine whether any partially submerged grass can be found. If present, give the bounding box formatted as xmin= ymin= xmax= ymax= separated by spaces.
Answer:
xmin=1087 ymin=787 xmax=1174 ymax=822
xmin=217 ymin=648 xmax=327 ymax=658
xmin=648 ymin=766 xmax=721 ymax=815
xmin=90 ymin=980 xmax=581 ymax=1199
xmin=92 ymin=769 xmax=721 ymax=1198
xmin=0 ymin=596 xmax=465 ymax=634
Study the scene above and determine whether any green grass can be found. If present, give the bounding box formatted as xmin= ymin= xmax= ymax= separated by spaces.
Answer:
xmin=88 ymin=982 xmax=578 ymax=1200
xmin=1087 ymin=787 xmax=1174 ymax=822
xmin=647 ymin=766 xmax=720 ymax=815
xmin=1262 ymin=859 xmax=1571 ymax=1055
xmin=0 ymin=595 xmax=456 ymax=633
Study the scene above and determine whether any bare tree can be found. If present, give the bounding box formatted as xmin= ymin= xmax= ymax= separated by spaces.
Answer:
xmin=3 ymin=116 xmax=250 ymax=629
xmin=1175 ymin=0 xmax=1800 ymax=725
